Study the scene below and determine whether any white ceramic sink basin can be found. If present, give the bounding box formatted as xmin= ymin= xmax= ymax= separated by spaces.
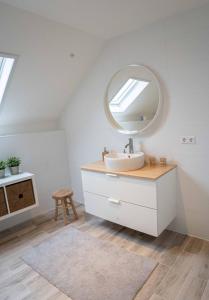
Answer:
xmin=104 ymin=152 xmax=144 ymax=172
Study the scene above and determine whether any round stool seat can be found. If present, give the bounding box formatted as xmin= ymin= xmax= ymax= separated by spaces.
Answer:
xmin=52 ymin=188 xmax=73 ymax=200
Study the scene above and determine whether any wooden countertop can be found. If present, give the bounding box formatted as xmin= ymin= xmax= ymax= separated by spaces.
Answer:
xmin=81 ymin=161 xmax=176 ymax=180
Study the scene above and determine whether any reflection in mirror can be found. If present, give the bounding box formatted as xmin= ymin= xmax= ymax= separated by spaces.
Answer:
xmin=105 ymin=65 xmax=162 ymax=134
xmin=109 ymin=78 xmax=149 ymax=113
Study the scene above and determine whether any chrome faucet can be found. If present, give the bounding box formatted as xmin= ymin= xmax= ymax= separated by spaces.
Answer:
xmin=124 ymin=138 xmax=134 ymax=154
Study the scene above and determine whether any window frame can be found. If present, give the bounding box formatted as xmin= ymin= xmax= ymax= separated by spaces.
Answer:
xmin=109 ymin=78 xmax=149 ymax=113
xmin=0 ymin=52 xmax=17 ymax=109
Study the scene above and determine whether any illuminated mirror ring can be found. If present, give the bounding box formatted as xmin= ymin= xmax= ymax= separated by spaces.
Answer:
xmin=104 ymin=65 xmax=162 ymax=135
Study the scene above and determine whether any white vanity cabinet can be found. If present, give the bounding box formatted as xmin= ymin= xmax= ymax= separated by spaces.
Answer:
xmin=81 ymin=162 xmax=176 ymax=236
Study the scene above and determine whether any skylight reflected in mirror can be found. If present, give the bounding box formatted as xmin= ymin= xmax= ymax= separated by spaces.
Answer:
xmin=0 ymin=55 xmax=15 ymax=105
xmin=109 ymin=78 xmax=149 ymax=113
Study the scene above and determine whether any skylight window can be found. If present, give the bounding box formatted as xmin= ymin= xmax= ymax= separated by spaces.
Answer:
xmin=0 ymin=54 xmax=15 ymax=105
xmin=109 ymin=78 xmax=149 ymax=113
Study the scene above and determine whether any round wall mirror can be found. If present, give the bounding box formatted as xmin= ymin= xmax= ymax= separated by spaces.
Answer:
xmin=104 ymin=65 xmax=162 ymax=135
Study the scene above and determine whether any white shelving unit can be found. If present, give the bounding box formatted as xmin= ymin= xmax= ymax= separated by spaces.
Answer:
xmin=0 ymin=172 xmax=39 ymax=221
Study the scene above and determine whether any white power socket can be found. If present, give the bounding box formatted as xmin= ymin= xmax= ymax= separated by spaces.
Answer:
xmin=180 ymin=136 xmax=196 ymax=144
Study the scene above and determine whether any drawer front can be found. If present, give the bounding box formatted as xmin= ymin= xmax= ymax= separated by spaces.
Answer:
xmin=82 ymin=171 xmax=157 ymax=209
xmin=0 ymin=187 xmax=8 ymax=217
xmin=6 ymin=179 xmax=35 ymax=213
xmin=84 ymin=192 xmax=158 ymax=236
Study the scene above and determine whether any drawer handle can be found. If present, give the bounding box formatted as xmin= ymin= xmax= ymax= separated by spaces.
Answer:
xmin=18 ymin=193 xmax=23 ymax=199
xmin=105 ymin=173 xmax=118 ymax=177
xmin=108 ymin=197 xmax=120 ymax=204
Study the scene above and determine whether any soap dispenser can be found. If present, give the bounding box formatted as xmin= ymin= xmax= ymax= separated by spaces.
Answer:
xmin=102 ymin=147 xmax=109 ymax=161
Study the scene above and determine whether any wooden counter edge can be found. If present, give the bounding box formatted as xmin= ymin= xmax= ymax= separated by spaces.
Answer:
xmin=81 ymin=161 xmax=177 ymax=180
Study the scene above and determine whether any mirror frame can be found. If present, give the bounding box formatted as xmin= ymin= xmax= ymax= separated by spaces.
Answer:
xmin=104 ymin=64 xmax=163 ymax=135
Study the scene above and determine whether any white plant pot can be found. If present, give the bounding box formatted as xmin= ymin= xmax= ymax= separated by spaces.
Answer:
xmin=0 ymin=169 xmax=5 ymax=179
xmin=10 ymin=166 xmax=20 ymax=175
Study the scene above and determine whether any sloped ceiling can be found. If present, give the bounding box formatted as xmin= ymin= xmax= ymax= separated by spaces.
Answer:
xmin=0 ymin=2 xmax=103 ymax=133
xmin=0 ymin=0 xmax=209 ymax=39
xmin=0 ymin=0 xmax=208 ymax=134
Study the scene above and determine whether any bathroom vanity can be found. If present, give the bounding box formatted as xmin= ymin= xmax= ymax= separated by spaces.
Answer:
xmin=81 ymin=162 xmax=176 ymax=236
xmin=0 ymin=172 xmax=38 ymax=221
xmin=81 ymin=64 xmax=176 ymax=236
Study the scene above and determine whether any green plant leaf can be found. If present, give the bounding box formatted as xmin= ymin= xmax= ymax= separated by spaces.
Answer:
xmin=7 ymin=156 xmax=21 ymax=167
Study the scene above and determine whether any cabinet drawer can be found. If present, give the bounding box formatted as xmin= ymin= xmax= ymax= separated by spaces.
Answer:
xmin=6 ymin=179 xmax=35 ymax=213
xmin=84 ymin=192 xmax=158 ymax=236
xmin=82 ymin=171 xmax=157 ymax=209
xmin=0 ymin=187 xmax=8 ymax=217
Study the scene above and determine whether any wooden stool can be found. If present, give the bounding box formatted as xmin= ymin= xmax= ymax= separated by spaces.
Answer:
xmin=52 ymin=188 xmax=78 ymax=225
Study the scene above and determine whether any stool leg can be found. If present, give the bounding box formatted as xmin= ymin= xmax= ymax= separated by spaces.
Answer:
xmin=61 ymin=199 xmax=68 ymax=225
xmin=69 ymin=197 xmax=78 ymax=220
xmin=54 ymin=199 xmax=59 ymax=221
xmin=65 ymin=199 xmax=70 ymax=215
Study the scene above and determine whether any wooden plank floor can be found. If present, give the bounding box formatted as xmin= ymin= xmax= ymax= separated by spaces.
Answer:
xmin=0 ymin=205 xmax=209 ymax=300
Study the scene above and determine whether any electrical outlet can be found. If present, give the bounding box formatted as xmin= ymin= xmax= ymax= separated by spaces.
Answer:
xmin=180 ymin=136 xmax=196 ymax=144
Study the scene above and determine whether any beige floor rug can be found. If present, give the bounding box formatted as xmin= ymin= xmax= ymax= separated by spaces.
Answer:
xmin=22 ymin=227 xmax=157 ymax=300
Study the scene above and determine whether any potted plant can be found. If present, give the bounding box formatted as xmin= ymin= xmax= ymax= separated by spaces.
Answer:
xmin=7 ymin=156 xmax=21 ymax=175
xmin=0 ymin=160 xmax=6 ymax=179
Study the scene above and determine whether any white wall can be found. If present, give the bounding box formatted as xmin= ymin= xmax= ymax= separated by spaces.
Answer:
xmin=0 ymin=2 xmax=103 ymax=135
xmin=0 ymin=130 xmax=70 ymax=231
xmin=60 ymin=3 xmax=209 ymax=240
